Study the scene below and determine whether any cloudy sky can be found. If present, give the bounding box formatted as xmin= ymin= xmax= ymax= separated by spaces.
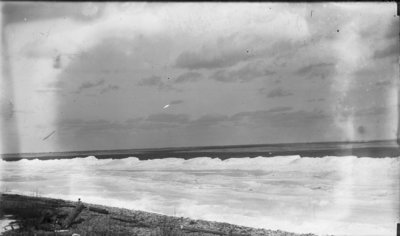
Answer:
xmin=1 ymin=2 xmax=398 ymax=153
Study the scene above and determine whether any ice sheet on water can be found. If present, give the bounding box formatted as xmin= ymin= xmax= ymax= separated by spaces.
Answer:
xmin=0 ymin=155 xmax=399 ymax=236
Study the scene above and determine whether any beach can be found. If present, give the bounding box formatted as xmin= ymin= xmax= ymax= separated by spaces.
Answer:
xmin=1 ymin=193 xmax=317 ymax=236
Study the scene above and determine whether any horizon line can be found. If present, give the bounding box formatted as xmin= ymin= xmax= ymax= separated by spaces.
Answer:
xmin=1 ymin=138 xmax=398 ymax=156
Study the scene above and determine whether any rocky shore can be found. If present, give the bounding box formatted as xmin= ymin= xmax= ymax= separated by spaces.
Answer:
xmin=0 ymin=193 xmax=318 ymax=236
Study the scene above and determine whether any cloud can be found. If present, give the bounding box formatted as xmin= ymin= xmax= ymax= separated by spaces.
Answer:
xmin=133 ymin=113 xmax=230 ymax=130
xmin=383 ymin=19 xmax=399 ymax=40
xmin=130 ymin=113 xmax=231 ymax=131
xmin=57 ymin=118 xmax=129 ymax=133
xmin=354 ymin=106 xmax=390 ymax=117
xmin=334 ymin=105 xmax=394 ymax=124
xmin=79 ymin=80 xmax=105 ymax=89
xmin=47 ymin=80 xmax=65 ymax=89
xmin=56 ymin=36 xmax=177 ymax=93
xmin=189 ymin=114 xmax=229 ymax=127
xmin=353 ymin=61 xmax=397 ymax=88
xmin=2 ymin=2 xmax=104 ymax=25
xmin=136 ymin=122 xmax=181 ymax=130
xmin=138 ymin=71 xmax=202 ymax=91
xmin=294 ymin=62 xmax=337 ymax=82
xmin=174 ymin=33 xmax=264 ymax=70
xmin=308 ymin=98 xmax=325 ymax=102
xmin=100 ymin=84 xmax=120 ymax=94
xmin=211 ymin=60 xmax=275 ymax=83
xmin=373 ymin=43 xmax=399 ymax=59
xmin=267 ymin=106 xmax=293 ymax=113
xmin=170 ymin=100 xmax=184 ymax=105
xmin=7 ymin=2 xmax=399 ymax=152
xmin=175 ymin=48 xmax=251 ymax=70
xmin=36 ymin=88 xmax=62 ymax=93
xmin=55 ymin=104 xmax=387 ymax=146
xmin=269 ymin=109 xmax=328 ymax=126
xmin=137 ymin=75 xmax=161 ymax=87
xmin=375 ymin=80 xmax=392 ymax=87
xmin=174 ymin=35 xmax=302 ymax=71
xmin=125 ymin=114 xmax=191 ymax=130
xmin=128 ymin=113 xmax=229 ymax=130
xmin=266 ymin=88 xmax=293 ymax=98
xmin=146 ymin=113 xmax=190 ymax=124
xmin=296 ymin=63 xmax=336 ymax=76
xmin=230 ymin=106 xmax=292 ymax=122
xmin=76 ymin=79 xmax=105 ymax=93
xmin=57 ymin=108 xmax=318 ymax=135
xmin=174 ymin=72 xmax=203 ymax=84
xmin=0 ymin=98 xmax=14 ymax=120
xmin=172 ymin=4 xmax=310 ymax=71
xmin=230 ymin=108 xmax=328 ymax=127
xmin=125 ymin=117 xmax=144 ymax=123
xmin=303 ymin=3 xmax=394 ymax=44
xmin=137 ymin=75 xmax=175 ymax=91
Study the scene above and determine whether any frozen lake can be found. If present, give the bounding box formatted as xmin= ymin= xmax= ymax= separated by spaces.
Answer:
xmin=1 ymin=155 xmax=399 ymax=236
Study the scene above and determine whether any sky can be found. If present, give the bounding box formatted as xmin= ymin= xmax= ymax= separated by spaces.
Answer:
xmin=0 ymin=2 xmax=399 ymax=153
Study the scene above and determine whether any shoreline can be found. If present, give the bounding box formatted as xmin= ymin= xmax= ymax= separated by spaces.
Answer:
xmin=0 ymin=193 xmax=319 ymax=236
xmin=2 ymin=140 xmax=399 ymax=161
xmin=2 ymin=146 xmax=399 ymax=162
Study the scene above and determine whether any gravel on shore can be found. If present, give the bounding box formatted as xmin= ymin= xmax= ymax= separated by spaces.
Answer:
xmin=0 ymin=193 xmax=319 ymax=236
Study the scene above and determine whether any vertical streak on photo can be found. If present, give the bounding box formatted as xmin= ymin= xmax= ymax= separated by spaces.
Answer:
xmin=1 ymin=2 xmax=21 ymax=190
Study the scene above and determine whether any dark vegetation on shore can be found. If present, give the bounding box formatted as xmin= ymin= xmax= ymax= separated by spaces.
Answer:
xmin=0 ymin=194 xmax=319 ymax=236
